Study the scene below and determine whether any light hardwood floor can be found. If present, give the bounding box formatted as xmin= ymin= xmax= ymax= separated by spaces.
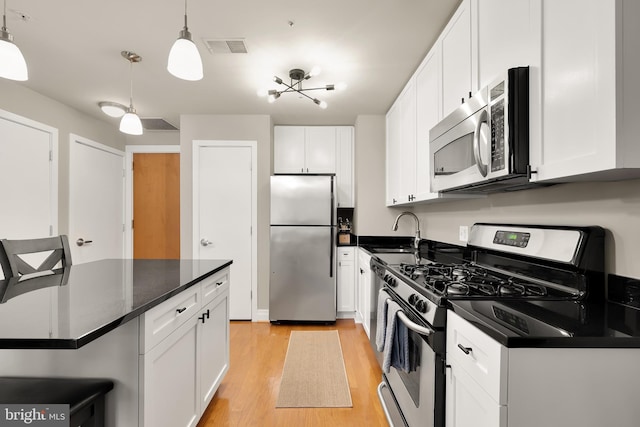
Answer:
xmin=197 ymin=319 xmax=388 ymax=427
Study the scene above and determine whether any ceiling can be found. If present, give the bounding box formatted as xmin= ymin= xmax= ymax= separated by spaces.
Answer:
xmin=6 ymin=0 xmax=460 ymax=129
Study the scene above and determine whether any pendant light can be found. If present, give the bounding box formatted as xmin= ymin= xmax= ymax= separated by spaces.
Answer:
xmin=0 ymin=0 xmax=28 ymax=81
xmin=119 ymin=51 xmax=143 ymax=136
xmin=167 ymin=0 xmax=203 ymax=81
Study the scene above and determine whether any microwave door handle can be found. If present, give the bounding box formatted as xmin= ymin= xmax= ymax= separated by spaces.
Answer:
xmin=473 ymin=109 xmax=489 ymax=177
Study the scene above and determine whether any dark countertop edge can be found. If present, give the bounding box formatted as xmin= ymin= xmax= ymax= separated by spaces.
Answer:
xmin=448 ymin=301 xmax=640 ymax=349
xmin=0 ymin=260 xmax=233 ymax=350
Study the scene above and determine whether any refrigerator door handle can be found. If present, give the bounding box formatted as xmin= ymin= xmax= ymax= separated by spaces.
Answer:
xmin=330 ymin=228 xmax=334 ymax=278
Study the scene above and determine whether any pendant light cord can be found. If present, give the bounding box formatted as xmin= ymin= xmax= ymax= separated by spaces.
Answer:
xmin=183 ymin=0 xmax=188 ymax=30
xmin=129 ymin=60 xmax=134 ymax=109
xmin=2 ymin=0 xmax=7 ymax=32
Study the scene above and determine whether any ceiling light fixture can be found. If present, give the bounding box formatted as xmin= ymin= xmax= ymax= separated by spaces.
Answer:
xmin=167 ymin=0 xmax=203 ymax=81
xmin=261 ymin=68 xmax=343 ymax=109
xmin=119 ymin=51 xmax=143 ymax=136
xmin=98 ymin=101 xmax=127 ymax=118
xmin=0 ymin=0 xmax=27 ymax=81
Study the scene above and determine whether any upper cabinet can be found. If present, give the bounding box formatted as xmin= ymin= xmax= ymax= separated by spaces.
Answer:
xmin=387 ymin=0 xmax=640 ymax=205
xmin=274 ymin=126 xmax=336 ymax=174
xmin=441 ymin=0 xmax=475 ymax=118
xmin=335 ymin=126 xmax=355 ymax=208
xmin=274 ymin=125 xmax=354 ymax=208
xmin=531 ymin=0 xmax=640 ymax=182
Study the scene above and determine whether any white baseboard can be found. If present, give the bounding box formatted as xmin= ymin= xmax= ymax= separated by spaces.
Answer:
xmin=337 ymin=311 xmax=356 ymax=319
xmin=252 ymin=309 xmax=270 ymax=322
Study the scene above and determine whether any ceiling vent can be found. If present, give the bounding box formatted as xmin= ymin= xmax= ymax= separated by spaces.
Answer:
xmin=203 ymin=39 xmax=248 ymax=54
xmin=140 ymin=118 xmax=179 ymax=131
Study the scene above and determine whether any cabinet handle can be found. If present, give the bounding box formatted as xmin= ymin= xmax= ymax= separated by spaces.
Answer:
xmin=461 ymin=97 xmax=465 ymax=104
xmin=216 ymin=281 xmax=223 ymax=287
xmin=176 ymin=307 xmax=187 ymax=314
xmin=360 ymin=268 xmax=364 ymax=274
xmin=301 ymin=168 xmax=304 ymax=173
xmin=199 ymin=314 xmax=206 ymax=323
xmin=457 ymin=344 xmax=472 ymax=355
xmin=205 ymin=309 xmax=210 ymax=319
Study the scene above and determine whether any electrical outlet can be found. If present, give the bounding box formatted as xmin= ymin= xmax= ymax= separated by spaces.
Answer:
xmin=459 ymin=225 xmax=469 ymax=242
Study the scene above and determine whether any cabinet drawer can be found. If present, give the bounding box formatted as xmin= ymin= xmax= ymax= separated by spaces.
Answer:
xmin=201 ymin=269 xmax=230 ymax=306
xmin=447 ymin=311 xmax=508 ymax=404
xmin=338 ymin=248 xmax=354 ymax=261
xmin=140 ymin=286 xmax=201 ymax=353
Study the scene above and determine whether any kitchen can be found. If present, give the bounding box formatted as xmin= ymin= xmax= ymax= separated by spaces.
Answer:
xmin=1 ymin=0 xmax=640 ymax=426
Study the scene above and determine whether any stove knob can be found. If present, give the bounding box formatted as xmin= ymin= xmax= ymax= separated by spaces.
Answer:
xmin=408 ymin=294 xmax=419 ymax=305
xmin=389 ymin=277 xmax=397 ymax=287
xmin=416 ymin=300 xmax=428 ymax=313
xmin=383 ymin=274 xmax=390 ymax=284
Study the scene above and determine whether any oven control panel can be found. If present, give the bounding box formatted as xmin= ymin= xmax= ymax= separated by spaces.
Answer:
xmin=493 ymin=230 xmax=530 ymax=248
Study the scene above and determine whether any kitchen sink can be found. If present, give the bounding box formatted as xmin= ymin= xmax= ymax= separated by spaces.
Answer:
xmin=373 ymin=252 xmax=421 ymax=266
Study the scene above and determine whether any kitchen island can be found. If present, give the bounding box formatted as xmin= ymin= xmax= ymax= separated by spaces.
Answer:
xmin=0 ymin=258 xmax=232 ymax=427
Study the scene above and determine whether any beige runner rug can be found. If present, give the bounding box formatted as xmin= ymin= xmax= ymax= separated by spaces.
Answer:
xmin=276 ymin=330 xmax=353 ymax=408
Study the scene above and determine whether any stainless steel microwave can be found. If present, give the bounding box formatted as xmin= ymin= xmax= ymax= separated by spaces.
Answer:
xmin=429 ymin=67 xmax=532 ymax=193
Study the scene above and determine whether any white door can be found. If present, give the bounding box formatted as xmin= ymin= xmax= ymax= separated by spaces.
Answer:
xmin=193 ymin=142 xmax=255 ymax=320
xmin=0 ymin=110 xmax=58 ymax=331
xmin=69 ymin=135 xmax=125 ymax=264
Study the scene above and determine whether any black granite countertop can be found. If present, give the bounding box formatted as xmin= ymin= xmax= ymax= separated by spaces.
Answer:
xmin=449 ymin=299 xmax=640 ymax=348
xmin=0 ymin=259 xmax=232 ymax=349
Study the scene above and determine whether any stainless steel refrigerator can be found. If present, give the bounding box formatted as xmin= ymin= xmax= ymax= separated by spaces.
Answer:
xmin=269 ymin=174 xmax=336 ymax=322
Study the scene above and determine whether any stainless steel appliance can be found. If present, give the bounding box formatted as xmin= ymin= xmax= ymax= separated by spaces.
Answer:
xmin=269 ymin=174 xmax=336 ymax=322
xmin=371 ymin=223 xmax=604 ymax=427
xmin=430 ymin=67 xmax=531 ymax=194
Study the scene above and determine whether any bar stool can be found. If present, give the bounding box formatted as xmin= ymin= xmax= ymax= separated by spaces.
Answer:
xmin=0 ymin=377 xmax=114 ymax=426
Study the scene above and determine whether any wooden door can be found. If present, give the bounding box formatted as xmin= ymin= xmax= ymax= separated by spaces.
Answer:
xmin=69 ymin=135 xmax=125 ymax=264
xmin=194 ymin=142 xmax=254 ymax=320
xmin=133 ymin=153 xmax=180 ymax=259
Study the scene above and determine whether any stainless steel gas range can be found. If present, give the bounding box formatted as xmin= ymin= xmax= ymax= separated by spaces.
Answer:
xmin=370 ymin=223 xmax=605 ymax=427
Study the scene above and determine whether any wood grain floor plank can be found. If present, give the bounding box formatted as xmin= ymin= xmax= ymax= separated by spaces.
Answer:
xmin=197 ymin=319 xmax=388 ymax=427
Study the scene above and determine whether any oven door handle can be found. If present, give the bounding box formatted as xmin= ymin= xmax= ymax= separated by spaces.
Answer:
xmin=397 ymin=311 xmax=435 ymax=336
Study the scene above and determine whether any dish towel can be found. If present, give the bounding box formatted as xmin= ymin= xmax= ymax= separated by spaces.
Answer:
xmin=391 ymin=317 xmax=410 ymax=372
xmin=382 ymin=300 xmax=402 ymax=373
xmin=375 ymin=288 xmax=391 ymax=352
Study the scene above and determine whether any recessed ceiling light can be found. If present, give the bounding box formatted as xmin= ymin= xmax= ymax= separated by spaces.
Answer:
xmin=98 ymin=101 xmax=127 ymax=118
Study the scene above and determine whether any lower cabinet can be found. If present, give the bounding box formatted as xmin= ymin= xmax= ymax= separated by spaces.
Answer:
xmin=139 ymin=268 xmax=230 ymax=427
xmin=446 ymin=309 xmax=640 ymax=427
xmin=356 ymin=249 xmax=372 ymax=338
xmin=337 ymin=247 xmax=355 ymax=315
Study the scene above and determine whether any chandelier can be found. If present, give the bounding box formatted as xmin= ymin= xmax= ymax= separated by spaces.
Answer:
xmin=262 ymin=67 xmax=343 ymax=109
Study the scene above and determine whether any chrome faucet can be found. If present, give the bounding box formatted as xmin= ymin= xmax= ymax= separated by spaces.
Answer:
xmin=392 ymin=211 xmax=421 ymax=250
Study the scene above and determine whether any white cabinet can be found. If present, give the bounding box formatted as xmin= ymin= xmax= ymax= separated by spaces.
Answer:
xmin=474 ymin=0 xmax=540 ymax=90
xmin=337 ymin=247 xmax=355 ymax=315
xmin=531 ymin=0 xmax=640 ymax=182
xmin=385 ymin=103 xmax=402 ymax=206
xmin=356 ymin=249 xmax=372 ymax=338
xmin=141 ymin=313 xmax=200 ymax=427
xmin=447 ymin=309 xmax=640 ymax=427
xmin=335 ymin=126 xmax=354 ymax=207
xmin=198 ymin=287 xmax=230 ymax=411
xmin=139 ymin=268 xmax=230 ymax=427
xmin=441 ymin=0 xmax=475 ymax=118
xmin=386 ymin=80 xmax=417 ymax=206
xmin=275 ymin=125 xmax=354 ymax=207
xmin=274 ymin=126 xmax=336 ymax=174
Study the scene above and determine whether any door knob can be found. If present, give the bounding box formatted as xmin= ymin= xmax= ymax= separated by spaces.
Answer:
xmin=76 ymin=238 xmax=93 ymax=246
xmin=200 ymin=238 xmax=213 ymax=247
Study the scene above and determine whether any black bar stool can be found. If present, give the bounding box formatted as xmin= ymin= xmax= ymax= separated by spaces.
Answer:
xmin=0 ymin=377 xmax=114 ymax=426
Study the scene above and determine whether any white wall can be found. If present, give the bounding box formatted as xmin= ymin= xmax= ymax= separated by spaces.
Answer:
xmin=0 ymin=79 xmax=126 ymax=235
xmin=179 ymin=114 xmax=272 ymax=310
xmin=354 ymin=115 xmax=417 ymax=237
xmin=411 ymin=179 xmax=640 ymax=279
